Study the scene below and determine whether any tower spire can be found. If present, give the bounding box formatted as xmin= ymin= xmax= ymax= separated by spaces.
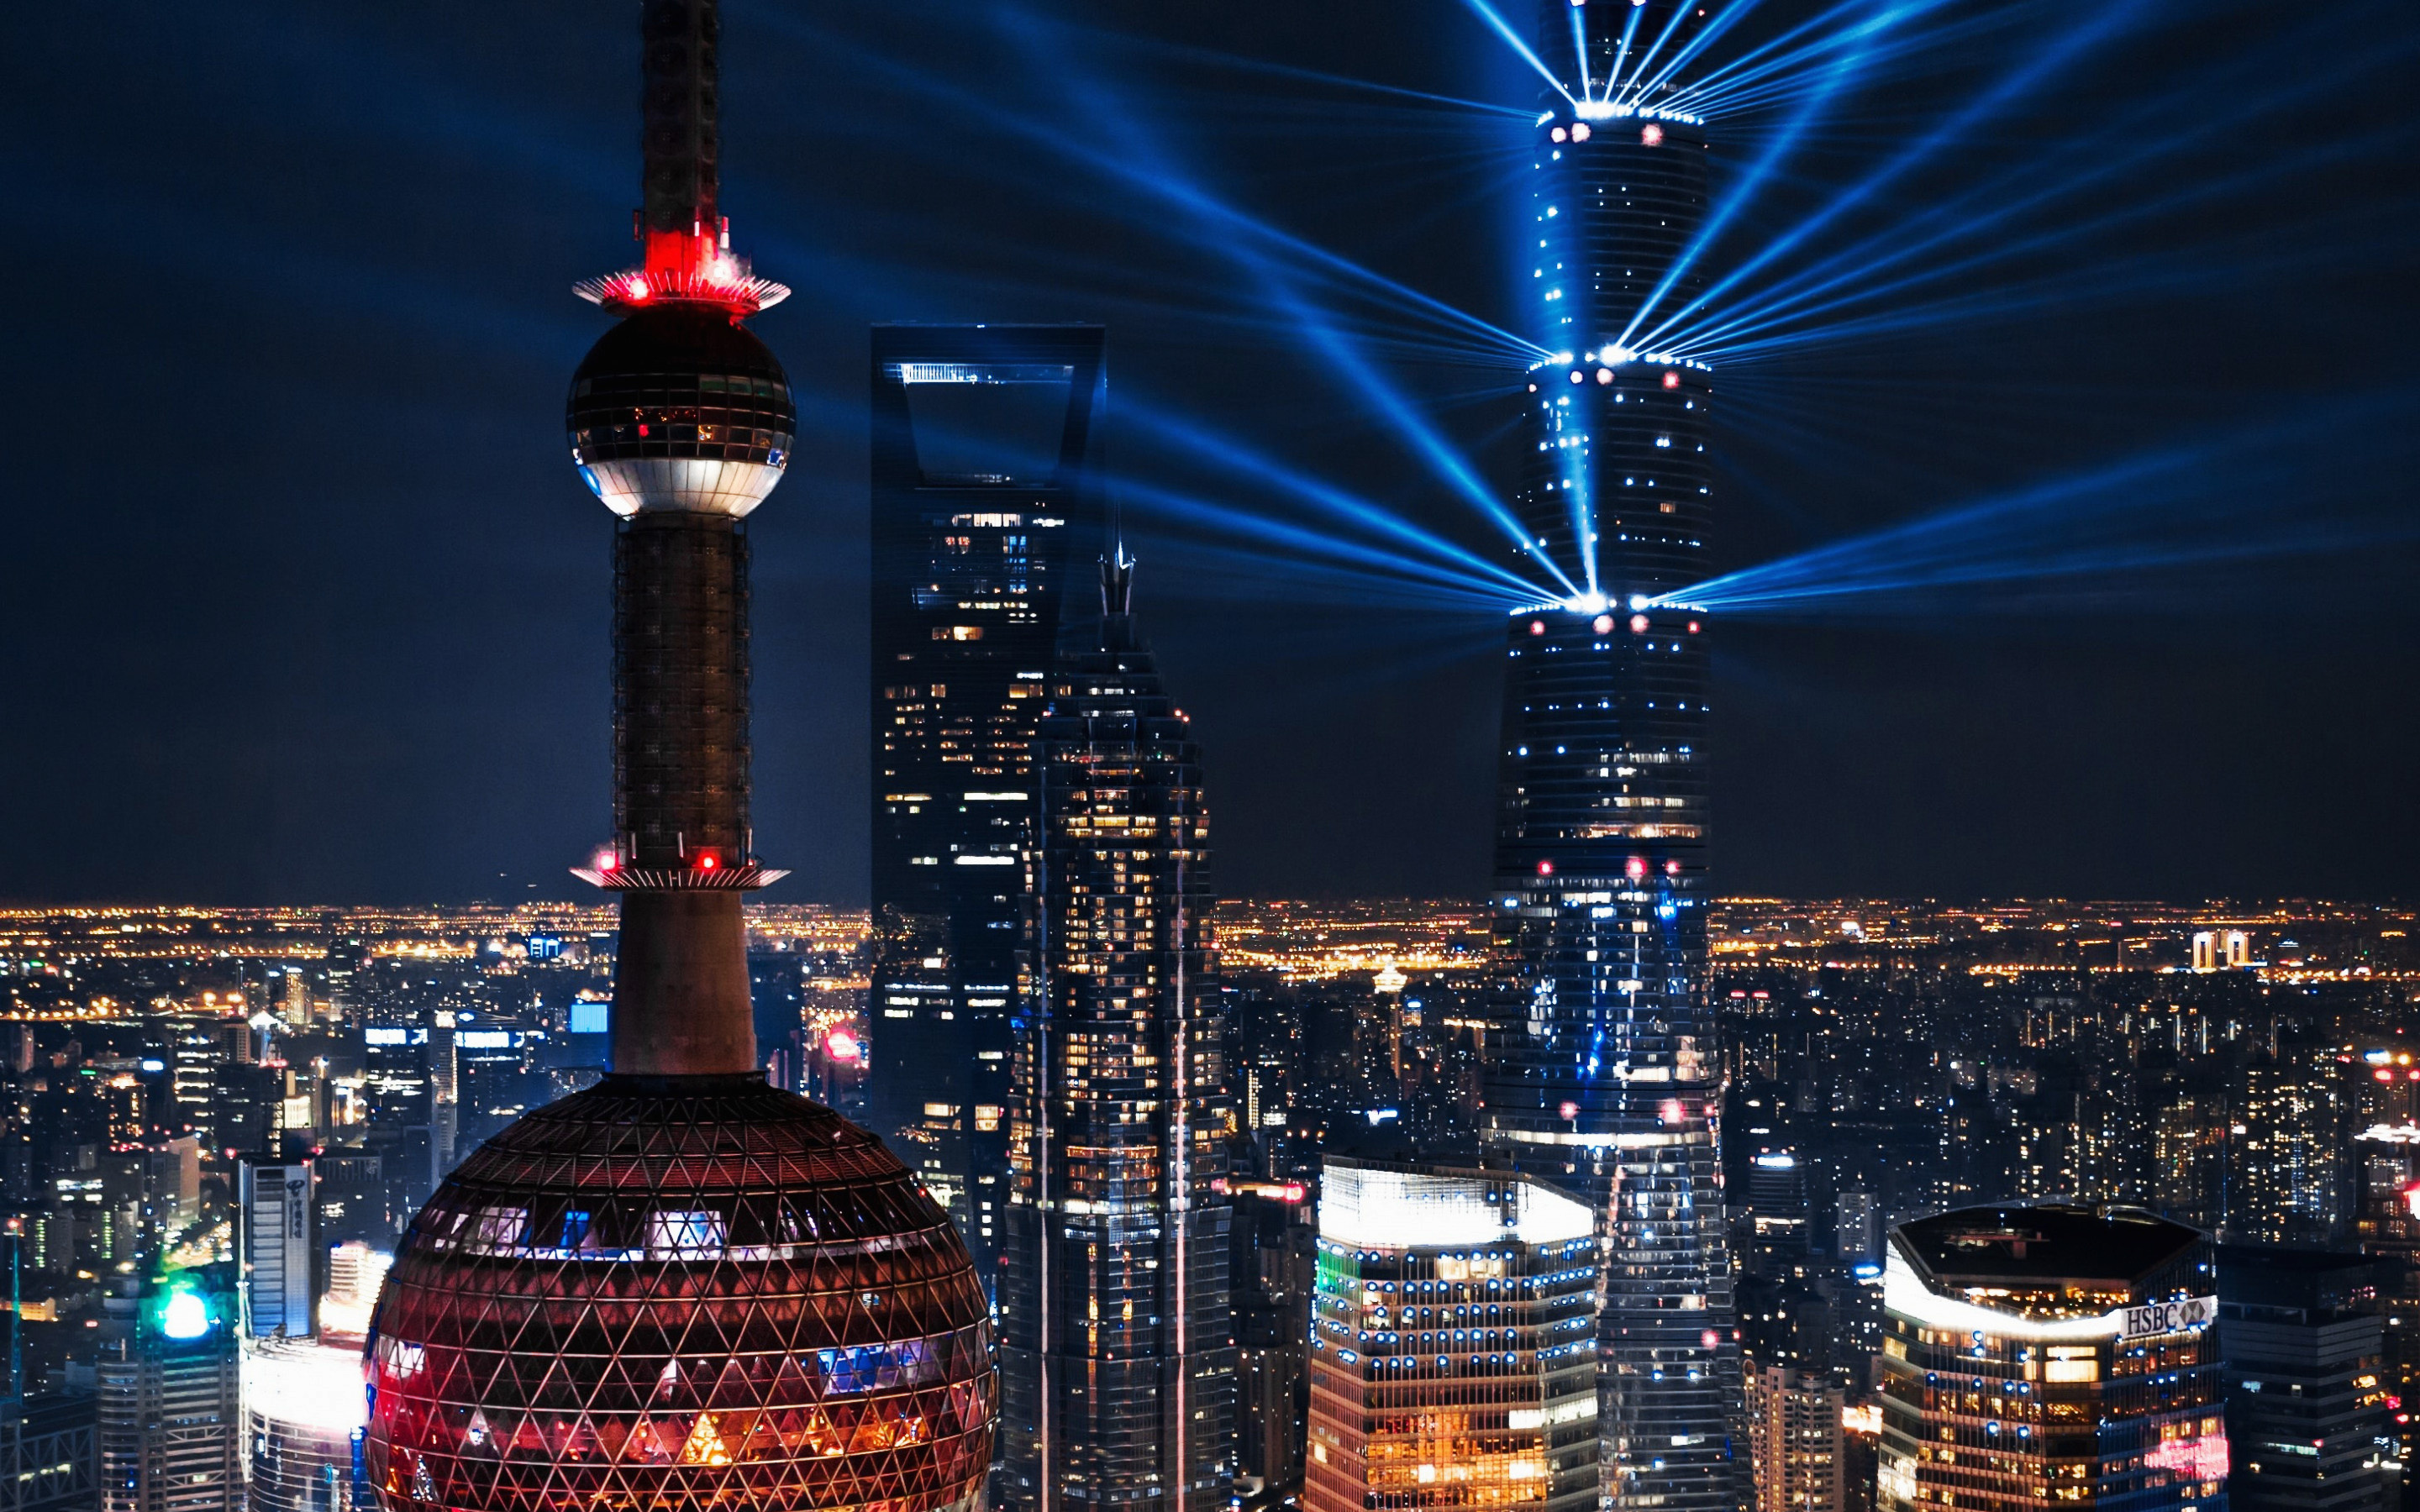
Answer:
xmin=576 ymin=0 xmax=787 ymax=317
xmin=1099 ymin=547 xmax=1137 ymax=651
xmin=639 ymin=0 xmax=720 ymax=246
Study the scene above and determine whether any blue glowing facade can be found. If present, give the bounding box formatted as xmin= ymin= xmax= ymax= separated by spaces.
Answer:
xmin=1481 ymin=6 xmax=1741 ymax=1510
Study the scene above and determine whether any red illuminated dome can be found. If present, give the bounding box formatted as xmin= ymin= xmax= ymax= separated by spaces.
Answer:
xmin=364 ymin=1075 xmax=994 ymax=1512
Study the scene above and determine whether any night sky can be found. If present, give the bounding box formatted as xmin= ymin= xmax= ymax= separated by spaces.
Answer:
xmin=6 ymin=0 xmax=2416 ymax=906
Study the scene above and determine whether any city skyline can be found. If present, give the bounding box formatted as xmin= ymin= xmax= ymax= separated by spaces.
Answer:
xmin=6 ymin=5 xmax=2417 ymax=1512
xmin=5 ymin=0 xmax=2414 ymax=907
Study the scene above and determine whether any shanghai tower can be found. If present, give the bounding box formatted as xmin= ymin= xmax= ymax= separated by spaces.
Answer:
xmin=360 ymin=7 xmax=995 ymax=1512
xmin=1480 ymin=3 xmax=1741 ymax=1511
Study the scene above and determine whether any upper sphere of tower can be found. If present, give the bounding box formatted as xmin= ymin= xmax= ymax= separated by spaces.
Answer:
xmin=568 ymin=307 xmax=796 ymax=517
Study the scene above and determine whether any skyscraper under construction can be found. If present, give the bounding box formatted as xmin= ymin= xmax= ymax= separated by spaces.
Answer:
xmin=997 ymin=555 xmax=1235 ymax=1512
xmin=1480 ymin=3 xmax=1740 ymax=1509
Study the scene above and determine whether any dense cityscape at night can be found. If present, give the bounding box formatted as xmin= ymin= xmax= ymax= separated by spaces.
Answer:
xmin=4 ymin=0 xmax=2415 ymax=1509
xmin=8 ymin=897 xmax=2420 ymax=1509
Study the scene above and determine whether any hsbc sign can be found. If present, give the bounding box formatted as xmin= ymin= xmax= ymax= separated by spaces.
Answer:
xmin=2123 ymin=1295 xmax=2216 ymax=1339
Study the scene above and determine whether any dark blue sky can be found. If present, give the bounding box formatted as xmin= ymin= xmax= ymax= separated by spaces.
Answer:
xmin=4 ymin=0 xmax=2415 ymax=905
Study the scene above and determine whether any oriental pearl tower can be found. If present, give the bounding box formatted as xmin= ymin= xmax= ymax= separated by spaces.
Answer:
xmin=360 ymin=7 xmax=997 ymax=1512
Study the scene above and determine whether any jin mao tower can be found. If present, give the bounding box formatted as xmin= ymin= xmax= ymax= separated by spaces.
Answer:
xmin=360 ymin=8 xmax=995 ymax=1512
xmin=1480 ymin=3 xmax=1741 ymax=1509
xmin=997 ymin=555 xmax=1235 ymax=1512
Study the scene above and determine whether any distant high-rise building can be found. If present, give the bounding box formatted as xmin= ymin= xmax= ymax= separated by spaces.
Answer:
xmin=1481 ymin=3 xmax=1738 ymax=1500
xmin=868 ymin=323 xmax=1106 ymax=1281
xmin=0 ymin=1393 xmax=99 ymax=1512
xmin=997 ymin=556 xmax=1234 ymax=1512
xmin=2213 ymin=1245 xmax=2390 ymax=1512
xmin=1744 ymin=1362 xmax=1844 ymax=1512
xmin=97 ymin=1268 xmax=243 ymax=1512
xmin=1744 ymin=1151 xmax=1814 ymax=1277
xmin=2193 ymin=932 xmax=2254 ymax=972
xmin=2154 ymin=1095 xmax=2233 ymax=1230
xmin=361 ymin=1022 xmax=437 ymax=1232
xmin=316 ymin=1241 xmax=392 ymax=1341
xmin=1304 ymin=1158 xmax=1599 ymax=1512
xmin=237 ymin=1159 xmax=316 ymax=1340
xmin=1231 ymin=1181 xmax=1317 ymax=1503
xmin=448 ymin=1026 xmax=535 ymax=1150
xmin=2237 ymin=1059 xmax=2349 ymax=1245
xmin=210 ymin=1062 xmax=282 ymax=1160
xmin=308 ymin=1152 xmax=383 ymax=1251
xmin=2348 ymin=1125 xmax=2420 ymax=1479
xmin=1836 ymin=1190 xmax=1881 ymax=1266
xmin=1877 ymin=1204 xmax=2225 ymax=1512
xmin=146 ymin=1136 xmax=201 ymax=1231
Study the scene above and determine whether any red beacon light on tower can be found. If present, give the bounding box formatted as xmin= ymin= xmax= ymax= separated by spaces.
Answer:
xmin=576 ymin=215 xmax=791 ymax=319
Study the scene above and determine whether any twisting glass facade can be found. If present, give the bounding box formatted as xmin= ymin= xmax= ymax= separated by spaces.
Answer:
xmin=364 ymin=1079 xmax=996 ymax=1512
xmin=998 ymin=559 xmax=1235 ymax=1512
xmin=1481 ymin=3 xmax=1740 ymax=1509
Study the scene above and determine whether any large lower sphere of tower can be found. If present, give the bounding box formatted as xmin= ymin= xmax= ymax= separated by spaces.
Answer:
xmin=362 ymin=1076 xmax=997 ymax=1512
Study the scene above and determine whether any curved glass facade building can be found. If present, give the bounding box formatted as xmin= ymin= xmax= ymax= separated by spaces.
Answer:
xmin=1877 ymin=1204 xmax=2224 ymax=1512
xmin=244 ymin=1336 xmax=370 ymax=1512
xmin=1481 ymin=4 xmax=1739 ymax=1510
xmin=1304 ymin=1158 xmax=1601 ymax=1512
